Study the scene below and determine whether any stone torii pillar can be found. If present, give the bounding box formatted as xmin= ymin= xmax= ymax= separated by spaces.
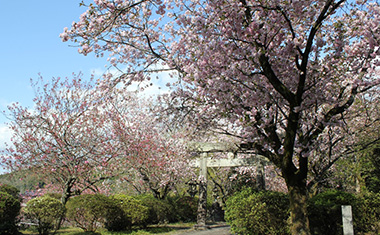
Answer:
xmin=196 ymin=153 xmax=208 ymax=228
xmin=190 ymin=142 xmax=269 ymax=228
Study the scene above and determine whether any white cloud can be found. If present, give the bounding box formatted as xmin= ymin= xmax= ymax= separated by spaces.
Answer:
xmin=0 ymin=123 xmax=12 ymax=149
xmin=0 ymin=98 xmax=9 ymax=109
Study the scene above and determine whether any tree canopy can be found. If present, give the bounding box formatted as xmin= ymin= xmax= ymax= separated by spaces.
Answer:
xmin=61 ymin=1 xmax=380 ymax=234
xmin=2 ymin=76 xmax=192 ymax=203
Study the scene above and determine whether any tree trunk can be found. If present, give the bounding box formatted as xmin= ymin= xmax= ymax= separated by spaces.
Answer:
xmin=285 ymin=173 xmax=311 ymax=235
xmin=61 ymin=178 xmax=75 ymax=205
xmin=57 ymin=178 xmax=75 ymax=231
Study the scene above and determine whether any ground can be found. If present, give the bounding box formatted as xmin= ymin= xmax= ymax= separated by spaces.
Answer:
xmin=175 ymin=223 xmax=231 ymax=235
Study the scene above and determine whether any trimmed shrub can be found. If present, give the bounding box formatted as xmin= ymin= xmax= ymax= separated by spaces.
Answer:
xmin=104 ymin=198 xmax=127 ymax=232
xmin=66 ymin=194 xmax=114 ymax=232
xmin=0 ymin=184 xmax=20 ymax=199
xmin=308 ymin=190 xmax=358 ymax=235
xmin=225 ymin=188 xmax=290 ymax=235
xmin=136 ymin=194 xmax=174 ymax=225
xmin=24 ymin=195 xmax=65 ymax=235
xmin=106 ymin=194 xmax=149 ymax=231
xmin=43 ymin=193 xmax=62 ymax=201
xmin=114 ymin=194 xmax=149 ymax=227
xmin=0 ymin=191 xmax=21 ymax=235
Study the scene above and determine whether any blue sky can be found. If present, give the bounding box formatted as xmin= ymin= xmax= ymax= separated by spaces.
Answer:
xmin=0 ymin=1 xmax=110 ymax=150
xmin=0 ymin=1 xmax=119 ymax=174
xmin=0 ymin=1 xmax=170 ymax=163
xmin=0 ymin=1 xmax=107 ymax=108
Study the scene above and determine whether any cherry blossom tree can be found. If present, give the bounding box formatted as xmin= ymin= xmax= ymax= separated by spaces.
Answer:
xmin=311 ymin=93 xmax=380 ymax=194
xmin=104 ymin=88 xmax=193 ymax=199
xmin=2 ymin=76 xmax=193 ymax=203
xmin=307 ymin=93 xmax=380 ymax=194
xmin=62 ymin=0 xmax=380 ymax=233
xmin=2 ymin=75 xmax=120 ymax=205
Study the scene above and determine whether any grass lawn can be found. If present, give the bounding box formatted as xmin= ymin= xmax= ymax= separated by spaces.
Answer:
xmin=20 ymin=223 xmax=196 ymax=235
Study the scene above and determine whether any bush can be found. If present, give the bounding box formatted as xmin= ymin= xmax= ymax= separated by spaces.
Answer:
xmin=166 ymin=195 xmax=197 ymax=223
xmin=355 ymin=192 xmax=380 ymax=234
xmin=0 ymin=184 xmax=20 ymax=199
xmin=309 ymin=191 xmax=380 ymax=235
xmin=0 ymin=191 xmax=21 ymax=235
xmin=308 ymin=190 xmax=358 ymax=235
xmin=104 ymin=198 xmax=128 ymax=232
xmin=113 ymin=194 xmax=149 ymax=227
xmin=225 ymin=188 xmax=290 ymax=235
xmin=136 ymin=194 xmax=174 ymax=225
xmin=24 ymin=195 xmax=65 ymax=235
xmin=224 ymin=189 xmax=380 ymax=235
xmin=106 ymin=194 xmax=149 ymax=231
xmin=43 ymin=193 xmax=62 ymax=201
xmin=66 ymin=194 xmax=114 ymax=232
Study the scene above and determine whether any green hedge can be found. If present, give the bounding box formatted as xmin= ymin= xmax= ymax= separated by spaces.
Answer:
xmin=0 ymin=184 xmax=20 ymax=199
xmin=24 ymin=195 xmax=65 ymax=235
xmin=104 ymin=196 xmax=128 ymax=232
xmin=65 ymin=193 xmax=196 ymax=232
xmin=0 ymin=184 xmax=21 ymax=235
xmin=66 ymin=194 xmax=115 ymax=232
xmin=308 ymin=190 xmax=380 ymax=235
xmin=225 ymin=188 xmax=290 ymax=235
xmin=136 ymin=194 xmax=174 ymax=225
xmin=0 ymin=191 xmax=21 ymax=235
xmin=308 ymin=190 xmax=358 ymax=235
xmin=106 ymin=194 xmax=149 ymax=231
xmin=225 ymin=189 xmax=380 ymax=235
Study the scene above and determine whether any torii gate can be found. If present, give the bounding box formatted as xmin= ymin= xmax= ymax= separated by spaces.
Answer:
xmin=189 ymin=142 xmax=269 ymax=228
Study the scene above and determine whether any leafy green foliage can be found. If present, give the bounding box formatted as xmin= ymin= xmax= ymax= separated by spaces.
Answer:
xmin=308 ymin=190 xmax=359 ymax=235
xmin=0 ymin=191 xmax=21 ymax=235
xmin=308 ymin=190 xmax=380 ymax=235
xmin=108 ymin=194 xmax=149 ymax=230
xmin=356 ymin=192 xmax=380 ymax=234
xmin=225 ymin=188 xmax=290 ymax=235
xmin=0 ymin=184 xmax=20 ymax=199
xmin=43 ymin=193 xmax=62 ymax=201
xmin=66 ymin=194 xmax=114 ymax=232
xmin=225 ymin=189 xmax=380 ymax=235
xmin=364 ymin=147 xmax=380 ymax=193
xmin=332 ymin=142 xmax=380 ymax=194
xmin=24 ymin=195 xmax=65 ymax=235
xmin=0 ymin=184 xmax=21 ymax=234
xmin=165 ymin=195 xmax=197 ymax=223
xmin=103 ymin=198 xmax=127 ymax=232
xmin=136 ymin=194 xmax=174 ymax=225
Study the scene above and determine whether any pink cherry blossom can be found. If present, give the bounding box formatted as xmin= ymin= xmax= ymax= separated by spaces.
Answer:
xmin=61 ymin=1 xmax=380 ymax=234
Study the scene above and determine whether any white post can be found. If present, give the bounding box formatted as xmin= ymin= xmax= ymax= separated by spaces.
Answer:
xmin=342 ymin=205 xmax=354 ymax=235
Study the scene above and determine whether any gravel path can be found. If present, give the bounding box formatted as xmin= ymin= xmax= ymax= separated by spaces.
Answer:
xmin=178 ymin=226 xmax=231 ymax=235
xmin=174 ymin=224 xmax=231 ymax=235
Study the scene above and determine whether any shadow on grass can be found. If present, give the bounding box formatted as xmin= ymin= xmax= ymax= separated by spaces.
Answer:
xmin=21 ymin=227 xmax=100 ymax=235
xmin=21 ymin=223 xmax=194 ymax=235
xmin=65 ymin=233 xmax=101 ymax=235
